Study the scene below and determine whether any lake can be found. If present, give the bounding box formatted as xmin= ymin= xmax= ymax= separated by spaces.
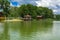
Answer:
xmin=0 ymin=20 xmax=60 ymax=40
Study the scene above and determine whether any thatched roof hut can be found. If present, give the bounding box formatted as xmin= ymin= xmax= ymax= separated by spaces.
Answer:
xmin=23 ymin=15 xmax=32 ymax=21
xmin=36 ymin=15 xmax=43 ymax=20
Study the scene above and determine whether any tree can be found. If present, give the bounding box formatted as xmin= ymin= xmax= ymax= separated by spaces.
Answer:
xmin=9 ymin=7 xmax=19 ymax=18
xmin=18 ymin=4 xmax=38 ymax=18
xmin=18 ymin=4 xmax=53 ymax=19
xmin=0 ymin=0 xmax=10 ymax=17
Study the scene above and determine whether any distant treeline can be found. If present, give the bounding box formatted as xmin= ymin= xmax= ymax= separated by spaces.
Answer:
xmin=54 ymin=15 xmax=60 ymax=20
xmin=9 ymin=4 xmax=53 ymax=19
xmin=0 ymin=0 xmax=53 ymax=19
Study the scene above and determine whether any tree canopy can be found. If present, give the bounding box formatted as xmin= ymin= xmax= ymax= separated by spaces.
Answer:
xmin=18 ymin=4 xmax=53 ymax=19
xmin=0 ymin=0 xmax=10 ymax=17
xmin=0 ymin=1 xmax=53 ymax=19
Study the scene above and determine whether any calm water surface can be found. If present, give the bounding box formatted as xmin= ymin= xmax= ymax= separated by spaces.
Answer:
xmin=0 ymin=20 xmax=60 ymax=40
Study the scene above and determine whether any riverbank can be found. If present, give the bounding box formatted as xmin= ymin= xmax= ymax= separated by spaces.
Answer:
xmin=0 ymin=17 xmax=53 ymax=23
xmin=0 ymin=18 xmax=23 ymax=22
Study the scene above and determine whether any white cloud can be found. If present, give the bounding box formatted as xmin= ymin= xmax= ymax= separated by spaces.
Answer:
xmin=10 ymin=0 xmax=60 ymax=14
xmin=35 ymin=0 xmax=60 ymax=14
xmin=53 ymin=10 xmax=58 ymax=12
xmin=36 ymin=0 xmax=57 ymax=7
xmin=10 ymin=0 xmax=22 ymax=2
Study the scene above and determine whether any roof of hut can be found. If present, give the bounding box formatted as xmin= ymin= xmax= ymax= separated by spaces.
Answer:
xmin=24 ymin=15 xmax=31 ymax=18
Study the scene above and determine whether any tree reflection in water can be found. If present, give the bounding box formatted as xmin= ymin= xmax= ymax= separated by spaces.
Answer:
xmin=0 ymin=20 xmax=53 ymax=40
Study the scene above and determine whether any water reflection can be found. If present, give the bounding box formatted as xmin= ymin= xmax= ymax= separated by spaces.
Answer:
xmin=0 ymin=23 xmax=4 ymax=40
xmin=52 ymin=21 xmax=60 ymax=40
xmin=19 ymin=21 xmax=53 ymax=40
xmin=0 ymin=20 xmax=53 ymax=40
xmin=6 ymin=22 xmax=20 ymax=40
xmin=0 ymin=22 xmax=10 ymax=40
xmin=0 ymin=23 xmax=4 ymax=34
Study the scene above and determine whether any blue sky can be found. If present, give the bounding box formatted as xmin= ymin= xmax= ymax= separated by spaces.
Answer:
xmin=10 ymin=0 xmax=60 ymax=14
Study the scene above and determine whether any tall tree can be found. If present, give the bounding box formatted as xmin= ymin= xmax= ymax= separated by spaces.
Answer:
xmin=0 ymin=0 xmax=10 ymax=17
xmin=9 ymin=7 xmax=19 ymax=18
xmin=18 ymin=4 xmax=53 ymax=19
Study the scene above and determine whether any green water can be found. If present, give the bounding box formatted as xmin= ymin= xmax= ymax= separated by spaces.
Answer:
xmin=0 ymin=20 xmax=60 ymax=40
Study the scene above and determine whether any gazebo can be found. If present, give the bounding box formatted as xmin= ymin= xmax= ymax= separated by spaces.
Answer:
xmin=23 ymin=15 xmax=32 ymax=21
xmin=36 ymin=15 xmax=43 ymax=20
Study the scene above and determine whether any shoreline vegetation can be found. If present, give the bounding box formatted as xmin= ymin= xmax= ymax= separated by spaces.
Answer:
xmin=0 ymin=4 xmax=54 ymax=21
xmin=4 ymin=17 xmax=53 ymax=22
xmin=0 ymin=0 xmax=59 ymax=21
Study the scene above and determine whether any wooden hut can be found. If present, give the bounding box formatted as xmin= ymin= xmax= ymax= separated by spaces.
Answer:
xmin=36 ymin=15 xmax=43 ymax=20
xmin=23 ymin=15 xmax=32 ymax=21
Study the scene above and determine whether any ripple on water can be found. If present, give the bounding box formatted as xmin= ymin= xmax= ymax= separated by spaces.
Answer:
xmin=0 ymin=23 xmax=4 ymax=33
xmin=9 ymin=29 xmax=20 ymax=40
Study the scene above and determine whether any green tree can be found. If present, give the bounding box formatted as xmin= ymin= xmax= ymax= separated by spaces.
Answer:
xmin=0 ymin=0 xmax=10 ymax=17
xmin=18 ymin=4 xmax=38 ymax=18
xmin=9 ymin=7 xmax=19 ymax=18
xmin=16 ymin=4 xmax=53 ymax=19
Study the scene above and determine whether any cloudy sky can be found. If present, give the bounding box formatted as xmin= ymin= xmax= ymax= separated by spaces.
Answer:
xmin=10 ymin=0 xmax=60 ymax=14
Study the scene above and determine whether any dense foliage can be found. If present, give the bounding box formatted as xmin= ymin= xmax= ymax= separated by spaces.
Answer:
xmin=55 ymin=15 xmax=60 ymax=20
xmin=0 ymin=0 xmax=10 ymax=17
xmin=0 ymin=0 xmax=53 ymax=19
xmin=17 ymin=4 xmax=53 ymax=19
xmin=9 ymin=7 xmax=19 ymax=17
